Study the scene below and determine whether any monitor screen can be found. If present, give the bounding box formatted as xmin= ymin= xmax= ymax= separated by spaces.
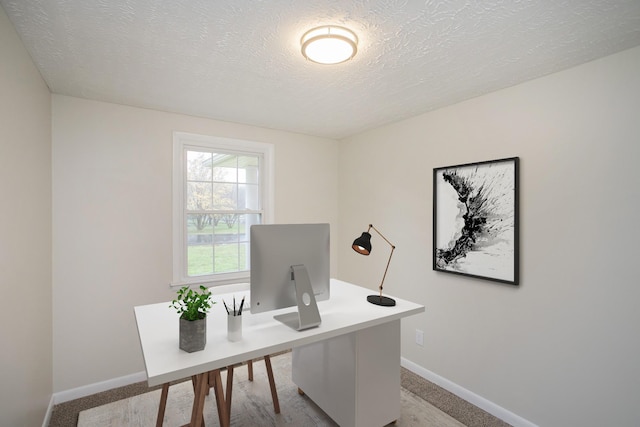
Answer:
xmin=250 ymin=223 xmax=330 ymax=315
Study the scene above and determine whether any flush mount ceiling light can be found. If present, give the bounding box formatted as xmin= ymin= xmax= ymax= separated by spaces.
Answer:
xmin=301 ymin=25 xmax=358 ymax=64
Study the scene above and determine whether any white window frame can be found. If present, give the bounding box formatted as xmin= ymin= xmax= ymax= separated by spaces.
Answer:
xmin=172 ymin=132 xmax=274 ymax=288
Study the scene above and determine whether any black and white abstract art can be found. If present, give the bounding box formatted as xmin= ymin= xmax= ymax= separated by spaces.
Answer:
xmin=433 ymin=157 xmax=519 ymax=285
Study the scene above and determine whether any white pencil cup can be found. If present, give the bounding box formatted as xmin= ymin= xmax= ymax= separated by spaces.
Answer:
xmin=227 ymin=314 xmax=242 ymax=342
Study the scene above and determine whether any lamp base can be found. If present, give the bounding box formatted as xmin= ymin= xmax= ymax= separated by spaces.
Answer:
xmin=367 ymin=295 xmax=396 ymax=307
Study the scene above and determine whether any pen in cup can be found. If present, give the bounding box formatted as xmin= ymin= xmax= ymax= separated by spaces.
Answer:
xmin=238 ymin=296 xmax=245 ymax=315
xmin=223 ymin=296 xmax=246 ymax=316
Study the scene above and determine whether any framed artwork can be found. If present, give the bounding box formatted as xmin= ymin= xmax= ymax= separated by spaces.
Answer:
xmin=433 ymin=157 xmax=519 ymax=285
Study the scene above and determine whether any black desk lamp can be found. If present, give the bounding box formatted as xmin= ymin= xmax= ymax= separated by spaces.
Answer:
xmin=352 ymin=224 xmax=396 ymax=306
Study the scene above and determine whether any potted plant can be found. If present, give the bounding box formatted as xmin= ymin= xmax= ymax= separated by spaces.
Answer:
xmin=170 ymin=285 xmax=214 ymax=353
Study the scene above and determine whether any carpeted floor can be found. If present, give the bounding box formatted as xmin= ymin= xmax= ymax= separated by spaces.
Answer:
xmin=49 ymin=352 xmax=510 ymax=427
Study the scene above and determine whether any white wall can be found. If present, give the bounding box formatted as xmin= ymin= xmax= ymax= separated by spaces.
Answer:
xmin=338 ymin=46 xmax=640 ymax=427
xmin=52 ymin=96 xmax=339 ymax=391
xmin=0 ymin=5 xmax=52 ymax=427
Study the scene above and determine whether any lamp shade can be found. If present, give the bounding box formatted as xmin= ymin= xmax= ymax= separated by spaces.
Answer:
xmin=352 ymin=232 xmax=372 ymax=255
xmin=301 ymin=25 xmax=358 ymax=64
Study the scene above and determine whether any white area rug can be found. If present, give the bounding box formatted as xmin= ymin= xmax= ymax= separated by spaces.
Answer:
xmin=78 ymin=353 xmax=464 ymax=426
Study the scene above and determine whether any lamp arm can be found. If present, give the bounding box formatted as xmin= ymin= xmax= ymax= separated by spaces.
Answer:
xmin=369 ymin=224 xmax=395 ymax=248
xmin=378 ymin=246 xmax=395 ymax=297
xmin=368 ymin=224 xmax=396 ymax=297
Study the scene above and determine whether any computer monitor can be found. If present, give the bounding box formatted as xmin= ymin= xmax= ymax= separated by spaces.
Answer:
xmin=250 ymin=223 xmax=330 ymax=330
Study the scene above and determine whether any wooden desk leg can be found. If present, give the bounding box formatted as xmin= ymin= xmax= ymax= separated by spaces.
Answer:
xmin=188 ymin=373 xmax=208 ymax=427
xmin=225 ymin=366 xmax=234 ymax=424
xmin=208 ymin=370 xmax=215 ymax=394
xmin=211 ymin=369 xmax=229 ymax=427
xmin=190 ymin=375 xmax=198 ymax=393
xmin=156 ymin=383 xmax=169 ymax=427
xmin=264 ymin=356 xmax=280 ymax=414
xmin=248 ymin=359 xmax=254 ymax=381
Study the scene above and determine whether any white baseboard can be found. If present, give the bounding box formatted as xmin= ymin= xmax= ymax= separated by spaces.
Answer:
xmin=400 ymin=357 xmax=537 ymax=427
xmin=52 ymin=370 xmax=147 ymax=405
xmin=43 ymin=371 xmax=147 ymax=426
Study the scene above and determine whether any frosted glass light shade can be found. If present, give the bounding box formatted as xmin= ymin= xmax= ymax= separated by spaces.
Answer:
xmin=301 ymin=26 xmax=358 ymax=64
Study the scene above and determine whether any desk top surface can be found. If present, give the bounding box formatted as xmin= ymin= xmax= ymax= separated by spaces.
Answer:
xmin=134 ymin=279 xmax=424 ymax=386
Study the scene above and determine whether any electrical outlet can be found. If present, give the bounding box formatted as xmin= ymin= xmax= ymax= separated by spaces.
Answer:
xmin=415 ymin=329 xmax=424 ymax=346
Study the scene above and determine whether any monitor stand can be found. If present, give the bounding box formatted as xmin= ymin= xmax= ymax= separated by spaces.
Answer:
xmin=274 ymin=264 xmax=321 ymax=331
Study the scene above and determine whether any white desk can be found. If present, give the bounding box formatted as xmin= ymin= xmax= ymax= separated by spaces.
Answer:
xmin=134 ymin=279 xmax=424 ymax=427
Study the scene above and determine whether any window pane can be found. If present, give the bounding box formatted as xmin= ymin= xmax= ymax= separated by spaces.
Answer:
xmin=238 ymin=155 xmax=259 ymax=184
xmin=214 ymin=243 xmax=240 ymax=273
xmin=187 ymin=151 xmax=212 ymax=181
xmin=187 ymin=213 xmax=214 ymax=276
xmin=187 ymin=214 xmax=214 ymax=234
xmin=213 ymin=183 xmax=237 ymax=210
xmin=239 ymin=183 xmax=259 ymax=210
xmin=187 ymin=245 xmax=214 ymax=276
xmin=213 ymin=214 xmax=240 ymax=240
xmin=212 ymin=153 xmax=237 ymax=183
xmin=213 ymin=212 xmax=239 ymax=275
xmin=187 ymin=182 xmax=213 ymax=210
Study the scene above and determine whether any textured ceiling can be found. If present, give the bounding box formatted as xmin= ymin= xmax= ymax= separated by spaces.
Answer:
xmin=3 ymin=0 xmax=640 ymax=139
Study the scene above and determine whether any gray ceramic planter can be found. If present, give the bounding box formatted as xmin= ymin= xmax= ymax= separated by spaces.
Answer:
xmin=179 ymin=317 xmax=206 ymax=352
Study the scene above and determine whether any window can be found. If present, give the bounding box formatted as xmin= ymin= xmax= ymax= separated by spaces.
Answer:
xmin=173 ymin=132 xmax=273 ymax=287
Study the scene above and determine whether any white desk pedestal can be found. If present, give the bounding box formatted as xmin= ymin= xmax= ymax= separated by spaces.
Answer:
xmin=292 ymin=319 xmax=401 ymax=427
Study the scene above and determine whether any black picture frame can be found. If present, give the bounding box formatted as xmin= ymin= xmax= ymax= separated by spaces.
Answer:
xmin=433 ymin=157 xmax=519 ymax=285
